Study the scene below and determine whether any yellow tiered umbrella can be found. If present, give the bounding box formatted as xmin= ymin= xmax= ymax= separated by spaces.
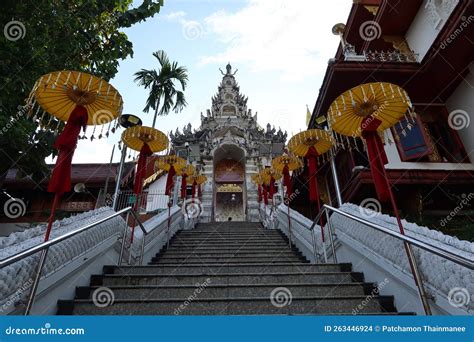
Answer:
xmin=260 ymin=168 xmax=281 ymax=204
xmin=327 ymin=84 xmax=432 ymax=314
xmin=272 ymin=154 xmax=303 ymax=197
xmin=271 ymin=154 xmax=303 ymax=173
xmin=122 ymin=126 xmax=168 ymax=242
xmin=122 ymin=126 xmax=169 ymax=153
xmin=287 ymin=129 xmax=333 ymax=157
xmin=179 ymin=164 xmax=196 ymax=199
xmin=287 ymin=129 xmax=333 ymax=203
xmin=28 ymin=71 xmax=122 ymax=243
xmin=261 ymin=168 xmax=282 ymax=185
xmin=155 ymin=155 xmax=187 ymax=196
xmin=327 ymin=82 xmax=412 ymax=138
xmin=287 ymin=129 xmax=334 ymax=236
xmin=189 ymin=174 xmax=207 ymax=198
xmin=30 ymin=70 xmax=123 ymax=128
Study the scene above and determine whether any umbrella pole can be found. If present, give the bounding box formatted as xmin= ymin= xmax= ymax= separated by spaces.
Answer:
xmin=287 ymin=197 xmax=292 ymax=247
xmin=44 ymin=193 xmax=61 ymax=242
xmin=312 ymin=158 xmax=325 ymax=244
xmin=166 ymin=202 xmax=171 ymax=248
xmin=373 ymin=139 xmax=432 ymax=315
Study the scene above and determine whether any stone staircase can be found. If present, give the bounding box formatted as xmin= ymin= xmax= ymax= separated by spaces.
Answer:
xmin=57 ymin=221 xmax=410 ymax=315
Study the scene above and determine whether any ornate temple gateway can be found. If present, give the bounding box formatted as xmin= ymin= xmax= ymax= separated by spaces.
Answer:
xmin=170 ymin=64 xmax=287 ymax=222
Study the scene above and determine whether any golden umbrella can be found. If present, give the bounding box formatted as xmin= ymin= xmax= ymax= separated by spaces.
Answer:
xmin=29 ymin=70 xmax=123 ymax=133
xmin=272 ymin=154 xmax=303 ymax=197
xmin=327 ymin=82 xmax=412 ymax=138
xmin=179 ymin=164 xmax=196 ymax=199
xmin=122 ymin=126 xmax=169 ymax=153
xmin=28 ymin=71 xmax=122 ymax=242
xmin=328 ymin=84 xmax=432 ymax=313
xmin=155 ymin=155 xmax=187 ymax=195
xmin=287 ymin=129 xmax=333 ymax=157
xmin=188 ymin=174 xmax=207 ymax=198
xmin=288 ymin=129 xmax=333 ymax=203
xmin=261 ymin=168 xmax=281 ymax=203
xmin=251 ymin=173 xmax=263 ymax=185
xmin=121 ymin=126 xmax=169 ymax=239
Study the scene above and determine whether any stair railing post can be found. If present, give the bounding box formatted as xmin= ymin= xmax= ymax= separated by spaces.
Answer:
xmin=24 ymin=247 xmax=49 ymax=315
xmin=139 ymin=233 xmax=146 ymax=266
xmin=118 ymin=210 xmax=131 ymax=265
xmin=324 ymin=208 xmax=338 ymax=263
xmin=310 ymin=226 xmax=317 ymax=263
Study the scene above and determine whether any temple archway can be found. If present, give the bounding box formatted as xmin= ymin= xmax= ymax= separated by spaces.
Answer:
xmin=213 ymin=144 xmax=246 ymax=221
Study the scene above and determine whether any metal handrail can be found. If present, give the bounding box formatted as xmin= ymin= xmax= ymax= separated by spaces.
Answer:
xmin=0 ymin=207 xmax=133 ymax=268
xmin=278 ymin=203 xmax=473 ymax=315
xmin=322 ymin=205 xmax=474 ymax=269
xmin=0 ymin=206 xmax=147 ymax=315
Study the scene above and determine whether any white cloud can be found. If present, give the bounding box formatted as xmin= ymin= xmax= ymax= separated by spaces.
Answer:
xmin=199 ymin=0 xmax=350 ymax=82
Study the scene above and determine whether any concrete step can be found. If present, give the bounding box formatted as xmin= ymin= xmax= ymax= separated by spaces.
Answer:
xmin=157 ymin=252 xmax=299 ymax=258
xmin=76 ymin=282 xmax=374 ymax=300
xmin=178 ymin=231 xmax=279 ymax=234
xmin=150 ymin=257 xmax=304 ymax=264
xmin=196 ymin=223 xmax=262 ymax=228
xmin=174 ymin=234 xmax=282 ymax=239
xmin=170 ymin=239 xmax=288 ymax=248
xmin=171 ymin=236 xmax=285 ymax=243
xmin=177 ymin=231 xmax=281 ymax=236
xmin=59 ymin=295 xmax=393 ymax=315
xmin=163 ymin=247 xmax=293 ymax=253
xmin=94 ymin=272 xmax=360 ymax=286
xmin=103 ymin=263 xmax=348 ymax=275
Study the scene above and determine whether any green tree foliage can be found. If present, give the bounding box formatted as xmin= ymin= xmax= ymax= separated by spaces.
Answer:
xmin=0 ymin=0 xmax=164 ymax=182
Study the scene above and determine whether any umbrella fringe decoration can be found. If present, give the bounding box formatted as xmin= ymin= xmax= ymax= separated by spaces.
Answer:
xmin=26 ymin=71 xmax=123 ymax=141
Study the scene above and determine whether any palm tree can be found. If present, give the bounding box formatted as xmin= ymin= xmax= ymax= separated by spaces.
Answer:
xmin=134 ymin=50 xmax=188 ymax=128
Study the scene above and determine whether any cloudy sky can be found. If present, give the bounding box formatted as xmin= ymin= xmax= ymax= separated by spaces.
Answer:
xmin=73 ymin=0 xmax=351 ymax=163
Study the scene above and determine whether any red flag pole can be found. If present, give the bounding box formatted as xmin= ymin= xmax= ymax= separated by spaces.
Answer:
xmin=44 ymin=194 xmax=61 ymax=242
xmin=372 ymin=135 xmax=432 ymax=314
xmin=305 ymin=147 xmax=324 ymax=242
